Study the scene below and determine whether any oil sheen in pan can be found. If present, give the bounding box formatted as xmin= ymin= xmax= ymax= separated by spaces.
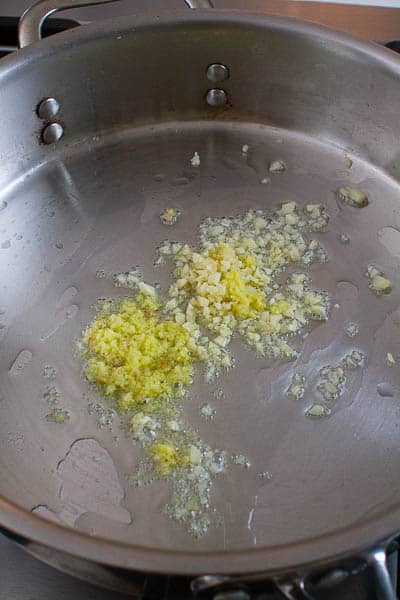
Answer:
xmin=0 ymin=121 xmax=400 ymax=552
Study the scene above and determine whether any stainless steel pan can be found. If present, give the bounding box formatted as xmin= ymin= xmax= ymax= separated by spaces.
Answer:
xmin=1 ymin=0 xmax=400 ymax=598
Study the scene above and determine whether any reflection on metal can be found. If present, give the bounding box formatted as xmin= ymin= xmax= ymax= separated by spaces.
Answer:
xmin=206 ymin=88 xmax=228 ymax=107
xmin=185 ymin=0 xmax=214 ymax=7
xmin=42 ymin=122 xmax=64 ymax=144
xmin=50 ymin=160 xmax=84 ymax=215
xmin=37 ymin=97 xmax=60 ymax=120
xmin=19 ymin=0 xmax=121 ymax=47
xmin=366 ymin=547 xmax=398 ymax=600
xmin=206 ymin=64 xmax=230 ymax=84
xmin=1 ymin=0 xmax=400 ymax=586
xmin=191 ymin=576 xmax=230 ymax=596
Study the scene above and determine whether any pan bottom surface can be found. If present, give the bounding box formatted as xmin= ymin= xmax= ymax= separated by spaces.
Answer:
xmin=1 ymin=120 xmax=400 ymax=556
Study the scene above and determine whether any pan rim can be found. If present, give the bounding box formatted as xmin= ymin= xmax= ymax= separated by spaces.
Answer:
xmin=0 ymin=8 xmax=399 ymax=81
xmin=1 ymin=7 xmax=400 ymax=576
xmin=1 ymin=496 xmax=400 ymax=575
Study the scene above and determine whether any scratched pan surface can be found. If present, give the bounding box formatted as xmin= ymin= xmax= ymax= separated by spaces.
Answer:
xmin=1 ymin=11 xmax=400 ymax=575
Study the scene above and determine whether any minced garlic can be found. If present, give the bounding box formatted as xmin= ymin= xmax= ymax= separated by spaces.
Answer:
xmin=269 ymin=160 xmax=286 ymax=173
xmin=338 ymin=186 xmax=368 ymax=208
xmin=287 ymin=373 xmax=306 ymax=400
xmin=161 ymin=203 xmax=329 ymax=370
xmin=386 ymin=352 xmax=396 ymax=367
xmin=366 ymin=265 xmax=392 ymax=295
xmin=306 ymin=404 xmax=329 ymax=418
xmin=160 ymin=207 xmax=180 ymax=226
xmin=83 ymin=201 xmax=332 ymax=536
xmin=190 ymin=152 xmax=200 ymax=167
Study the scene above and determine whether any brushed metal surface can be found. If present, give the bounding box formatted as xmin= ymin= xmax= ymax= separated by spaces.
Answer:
xmin=0 ymin=2 xmax=400 ymax=581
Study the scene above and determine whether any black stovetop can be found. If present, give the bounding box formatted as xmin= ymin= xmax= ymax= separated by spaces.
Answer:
xmin=1 ymin=533 xmax=387 ymax=600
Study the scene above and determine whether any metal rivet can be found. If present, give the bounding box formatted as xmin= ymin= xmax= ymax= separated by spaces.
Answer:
xmin=42 ymin=123 xmax=64 ymax=145
xmin=207 ymin=63 xmax=230 ymax=83
xmin=37 ymin=98 xmax=60 ymax=120
xmin=206 ymin=89 xmax=228 ymax=107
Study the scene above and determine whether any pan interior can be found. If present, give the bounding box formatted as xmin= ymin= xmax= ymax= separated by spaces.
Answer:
xmin=1 ymin=120 xmax=400 ymax=554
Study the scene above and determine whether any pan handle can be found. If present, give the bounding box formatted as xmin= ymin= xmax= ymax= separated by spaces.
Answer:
xmin=365 ymin=547 xmax=398 ymax=600
xmin=276 ymin=547 xmax=399 ymax=600
xmin=18 ymin=0 xmax=213 ymax=49
xmin=19 ymin=0 xmax=120 ymax=48
xmin=193 ymin=545 xmax=399 ymax=600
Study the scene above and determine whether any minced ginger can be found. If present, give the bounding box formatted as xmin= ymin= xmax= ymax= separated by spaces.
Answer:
xmin=149 ymin=442 xmax=183 ymax=476
xmin=84 ymin=293 xmax=195 ymax=412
